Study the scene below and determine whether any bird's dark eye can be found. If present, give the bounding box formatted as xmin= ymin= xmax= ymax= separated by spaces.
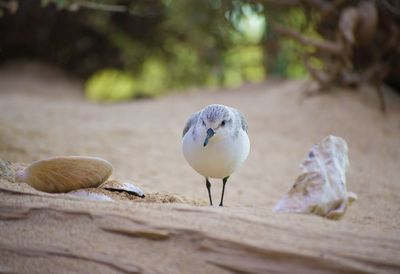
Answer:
xmin=221 ymin=120 xmax=226 ymax=127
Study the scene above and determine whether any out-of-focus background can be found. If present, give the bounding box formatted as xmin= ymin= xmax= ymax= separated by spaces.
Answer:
xmin=0 ymin=0 xmax=399 ymax=102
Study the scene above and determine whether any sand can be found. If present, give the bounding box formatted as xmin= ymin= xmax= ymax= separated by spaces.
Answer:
xmin=0 ymin=62 xmax=399 ymax=273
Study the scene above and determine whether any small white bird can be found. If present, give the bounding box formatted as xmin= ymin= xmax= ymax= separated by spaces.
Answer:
xmin=182 ymin=104 xmax=250 ymax=206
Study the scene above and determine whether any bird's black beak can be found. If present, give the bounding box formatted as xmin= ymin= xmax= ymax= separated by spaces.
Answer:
xmin=203 ymin=128 xmax=215 ymax=147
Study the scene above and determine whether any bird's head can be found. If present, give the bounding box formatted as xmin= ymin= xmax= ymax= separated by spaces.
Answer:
xmin=199 ymin=104 xmax=232 ymax=147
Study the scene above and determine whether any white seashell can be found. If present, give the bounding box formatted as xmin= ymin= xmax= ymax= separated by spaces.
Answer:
xmin=273 ymin=135 xmax=357 ymax=220
xmin=68 ymin=189 xmax=113 ymax=202
xmin=99 ymin=180 xmax=145 ymax=197
xmin=15 ymin=156 xmax=113 ymax=193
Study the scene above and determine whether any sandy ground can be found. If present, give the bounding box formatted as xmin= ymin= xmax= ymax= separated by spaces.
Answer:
xmin=0 ymin=62 xmax=400 ymax=273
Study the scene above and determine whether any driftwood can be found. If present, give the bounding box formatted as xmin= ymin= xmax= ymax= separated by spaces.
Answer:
xmin=271 ymin=0 xmax=400 ymax=112
xmin=1 ymin=181 xmax=399 ymax=274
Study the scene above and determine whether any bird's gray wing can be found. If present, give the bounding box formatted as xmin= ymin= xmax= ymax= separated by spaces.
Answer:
xmin=232 ymin=108 xmax=248 ymax=133
xmin=182 ymin=111 xmax=200 ymax=137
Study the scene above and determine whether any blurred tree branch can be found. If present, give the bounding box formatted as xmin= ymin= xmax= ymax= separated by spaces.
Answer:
xmin=273 ymin=24 xmax=341 ymax=55
xmin=69 ymin=1 xmax=127 ymax=13
xmin=269 ymin=0 xmax=400 ymax=112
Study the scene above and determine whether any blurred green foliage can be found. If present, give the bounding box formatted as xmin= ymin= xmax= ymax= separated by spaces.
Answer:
xmin=263 ymin=6 xmax=319 ymax=78
xmin=85 ymin=69 xmax=137 ymax=102
xmin=81 ymin=0 xmax=275 ymax=101
xmin=0 ymin=0 xmax=315 ymax=102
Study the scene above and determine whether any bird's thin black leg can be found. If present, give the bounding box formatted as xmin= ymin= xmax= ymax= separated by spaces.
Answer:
xmin=219 ymin=176 xmax=229 ymax=207
xmin=205 ymin=177 xmax=213 ymax=206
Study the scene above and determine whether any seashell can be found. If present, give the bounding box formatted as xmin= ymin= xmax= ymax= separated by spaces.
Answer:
xmin=273 ymin=135 xmax=357 ymax=220
xmin=68 ymin=189 xmax=113 ymax=202
xmin=99 ymin=180 xmax=145 ymax=197
xmin=15 ymin=156 xmax=113 ymax=193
